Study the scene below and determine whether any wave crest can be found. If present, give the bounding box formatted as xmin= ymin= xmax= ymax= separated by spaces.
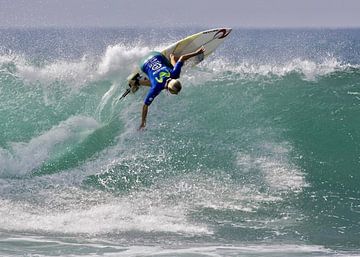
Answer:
xmin=198 ymin=56 xmax=358 ymax=80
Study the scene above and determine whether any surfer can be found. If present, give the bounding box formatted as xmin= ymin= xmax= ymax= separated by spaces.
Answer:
xmin=131 ymin=46 xmax=205 ymax=129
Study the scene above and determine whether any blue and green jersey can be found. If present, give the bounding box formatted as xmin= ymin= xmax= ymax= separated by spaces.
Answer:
xmin=141 ymin=52 xmax=183 ymax=105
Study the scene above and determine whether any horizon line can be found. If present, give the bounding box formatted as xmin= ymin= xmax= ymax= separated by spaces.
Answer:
xmin=1 ymin=25 xmax=360 ymax=30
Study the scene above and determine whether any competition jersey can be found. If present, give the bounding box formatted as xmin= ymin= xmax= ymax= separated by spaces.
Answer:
xmin=141 ymin=52 xmax=183 ymax=105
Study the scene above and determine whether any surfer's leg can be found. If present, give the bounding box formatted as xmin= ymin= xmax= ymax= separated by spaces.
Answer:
xmin=129 ymin=75 xmax=150 ymax=93
xmin=170 ymin=54 xmax=179 ymax=66
xmin=139 ymin=76 xmax=150 ymax=87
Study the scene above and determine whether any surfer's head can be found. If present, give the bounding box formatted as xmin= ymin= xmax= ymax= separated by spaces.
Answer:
xmin=167 ymin=79 xmax=182 ymax=94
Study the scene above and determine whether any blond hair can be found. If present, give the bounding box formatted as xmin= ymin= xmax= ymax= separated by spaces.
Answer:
xmin=168 ymin=79 xmax=182 ymax=94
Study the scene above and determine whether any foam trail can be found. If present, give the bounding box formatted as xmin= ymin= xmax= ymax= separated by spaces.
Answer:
xmin=95 ymin=82 xmax=118 ymax=121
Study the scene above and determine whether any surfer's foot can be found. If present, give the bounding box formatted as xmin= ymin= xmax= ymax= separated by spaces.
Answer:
xmin=131 ymin=84 xmax=139 ymax=93
xmin=170 ymin=53 xmax=177 ymax=66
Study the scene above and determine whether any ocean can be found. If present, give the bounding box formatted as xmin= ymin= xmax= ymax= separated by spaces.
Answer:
xmin=0 ymin=27 xmax=359 ymax=256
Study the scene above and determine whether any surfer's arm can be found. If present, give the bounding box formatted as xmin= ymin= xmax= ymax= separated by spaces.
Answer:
xmin=139 ymin=104 xmax=148 ymax=130
xmin=178 ymin=46 xmax=205 ymax=62
xmin=140 ymin=88 xmax=158 ymax=129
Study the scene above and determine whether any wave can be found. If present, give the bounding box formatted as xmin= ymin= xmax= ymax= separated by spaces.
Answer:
xmin=1 ymin=43 xmax=359 ymax=179
xmin=1 ymin=28 xmax=360 ymax=254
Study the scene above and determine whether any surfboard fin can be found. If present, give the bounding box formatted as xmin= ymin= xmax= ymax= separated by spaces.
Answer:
xmin=118 ymin=88 xmax=131 ymax=101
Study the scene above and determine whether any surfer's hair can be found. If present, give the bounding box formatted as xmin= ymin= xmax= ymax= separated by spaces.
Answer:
xmin=168 ymin=79 xmax=182 ymax=94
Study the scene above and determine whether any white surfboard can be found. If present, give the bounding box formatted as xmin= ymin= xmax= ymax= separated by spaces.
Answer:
xmin=119 ymin=28 xmax=232 ymax=100
xmin=161 ymin=28 xmax=232 ymax=65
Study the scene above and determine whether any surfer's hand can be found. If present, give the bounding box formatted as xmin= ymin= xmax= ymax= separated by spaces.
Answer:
xmin=138 ymin=123 xmax=146 ymax=130
xmin=139 ymin=104 xmax=148 ymax=131
xmin=131 ymin=84 xmax=139 ymax=93
xmin=196 ymin=46 xmax=205 ymax=55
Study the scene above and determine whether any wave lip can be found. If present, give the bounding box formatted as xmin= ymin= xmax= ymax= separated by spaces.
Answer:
xmin=0 ymin=116 xmax=99 ymax=177
xmin=0 ymin=43 xmax=154 ymax=88
xmin=2 ymin=44 xmax=357 ymax=89
xmin=199 ymin=56 xmax=358 ymax=80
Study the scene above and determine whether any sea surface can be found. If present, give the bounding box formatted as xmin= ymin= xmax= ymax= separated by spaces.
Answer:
xmin=0 ymin=27 xmax=359 ymax=256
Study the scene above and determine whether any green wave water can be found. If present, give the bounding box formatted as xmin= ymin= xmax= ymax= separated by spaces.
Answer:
xmin=0 ymin=28 xmax=359 ymax=256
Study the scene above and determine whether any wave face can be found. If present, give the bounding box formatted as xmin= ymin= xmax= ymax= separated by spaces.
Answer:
xmin=0 ymin=28 xmax=360 ymax=256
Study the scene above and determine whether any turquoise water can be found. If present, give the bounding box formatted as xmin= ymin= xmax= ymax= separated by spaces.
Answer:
xmin=0 ymin=28 xmax=360 ymax=256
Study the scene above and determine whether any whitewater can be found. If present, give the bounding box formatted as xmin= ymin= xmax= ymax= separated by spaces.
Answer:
xmin=0 ymin=28 xmax=359 ymax=256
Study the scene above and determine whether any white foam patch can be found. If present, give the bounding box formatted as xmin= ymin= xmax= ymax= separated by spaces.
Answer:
xmin=0 ymin=116 xmax=99 ymax=177
xmin=152 ymin=173 xmax=282 ymax=215
xmin=237 ymin=141 xmax=307 ymax=193
xmin=97 ymin=44 xmax=150 ymax=78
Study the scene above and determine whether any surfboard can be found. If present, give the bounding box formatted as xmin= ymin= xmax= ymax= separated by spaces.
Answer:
xmin=118 ymin=28 xmax=232 ymax=100
xmin=160 ymin=28 xmax=232 ymax=66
